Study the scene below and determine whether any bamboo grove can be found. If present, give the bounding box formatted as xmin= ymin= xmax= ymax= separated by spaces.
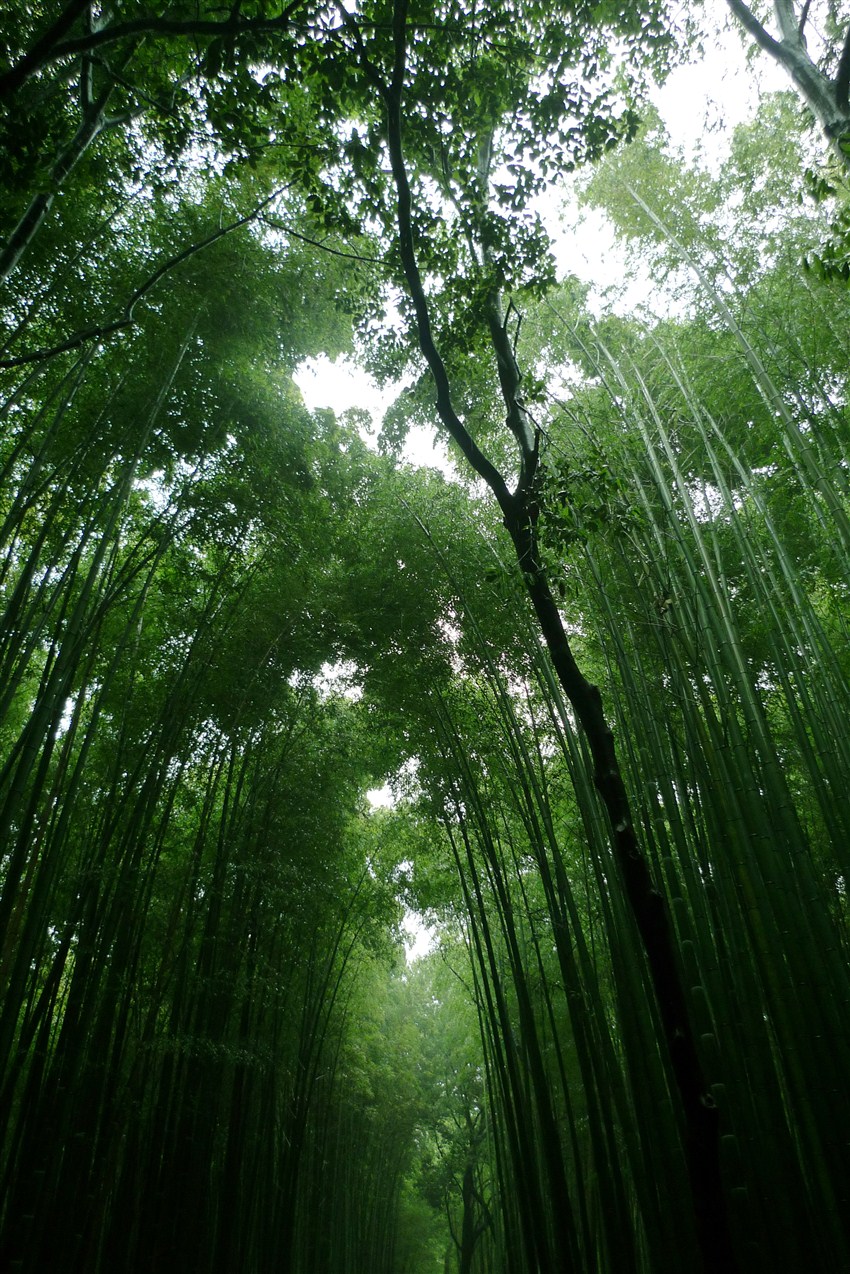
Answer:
xmin=2 ymin=1 xmax=850 ymax=1271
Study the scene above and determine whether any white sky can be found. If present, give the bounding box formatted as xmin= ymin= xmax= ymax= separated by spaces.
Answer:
xmin=364 ymin=789 xmax=439 ymax=962
xmin=401 ymin=908 xmax=438 ymax=961
xmin=547 ymin=17 xmax=788 ymax=298
xmin=295 ymin=356 xmax=453 ymax=468
xmin=295 ymin=359 xmax=393 ymax=430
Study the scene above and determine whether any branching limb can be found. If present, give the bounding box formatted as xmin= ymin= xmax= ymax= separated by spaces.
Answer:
xmin=464 ymin=124 xmax=536 ymax=485
xmin=354 ymin=0 xmax=515 ymax=507
xmin=78 ymin=3 xmax=94 ymax=113
xmin=726 ymin=0 xmax=850 ymax=160
xmin=484 ymin=292 xmax=537 ymax=489
xmin=0 ymin=0 xmax=307 ymax=98
xmin=798 ymin=0 xmax=812 ymax=35
xmin=0 ymin=0 xmax=92 ymax=97
xmin=774 ymin=0 xmax=800 ymax=44
xmin=835 ymin=21 xmax=850 ymax=109
xmin=725 ymin=0 xmax=783 ymax=55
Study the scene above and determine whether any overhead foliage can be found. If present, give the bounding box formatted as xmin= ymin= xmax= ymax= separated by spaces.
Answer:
xmin=2 ymin=4 xmax=850 ymax=1274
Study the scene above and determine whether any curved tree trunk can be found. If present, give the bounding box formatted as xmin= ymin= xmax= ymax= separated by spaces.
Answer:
xmin=348 ymin=0 xmax=742 ymax=1266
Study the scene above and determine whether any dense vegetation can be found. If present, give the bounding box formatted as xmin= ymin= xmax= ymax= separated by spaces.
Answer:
xmin=2 ymin=1 xmax=850 ymax=1271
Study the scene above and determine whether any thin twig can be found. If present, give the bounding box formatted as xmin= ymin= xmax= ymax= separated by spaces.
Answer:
xmin=259 ymin=217 xmax=387 ymax=264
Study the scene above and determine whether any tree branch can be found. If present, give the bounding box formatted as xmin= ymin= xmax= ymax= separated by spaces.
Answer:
xmin=389 ymin=0 xmax=410 ymax=96
xmin=0 ymin=0 xmax=92 ymax=97
xmin=774 ymin=0 xmax=800 ymax=43
xmin=835 ymin=21 xmax=850 ymax=110
xmin=359 ymin=0 xmax=514 ymax=508
xmin=0 ymin=0 xmax=306 ymax=98
xmin=798 ymin=0 xmax=812 ymax=36
xmin=78 ymin=3 xmax=94 ymax=114
xmin=728 ymin=0 xmax=850 ymax=160
xmin=484 ymin=294 xmax=538 ymax=484
xmin=725 ymin=0 xmax=783 ymax=57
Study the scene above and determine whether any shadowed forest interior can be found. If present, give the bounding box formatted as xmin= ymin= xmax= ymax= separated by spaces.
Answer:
xmin=2 ymin=1 xmax=850 ymax=1271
